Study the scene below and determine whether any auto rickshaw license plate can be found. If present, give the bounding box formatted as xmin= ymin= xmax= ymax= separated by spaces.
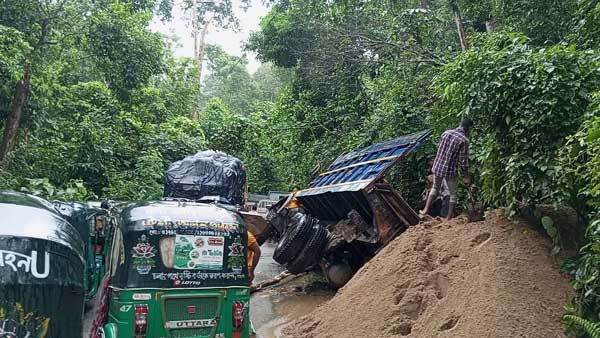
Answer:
xmin=165 ymin=318 xmax=217 ymax=329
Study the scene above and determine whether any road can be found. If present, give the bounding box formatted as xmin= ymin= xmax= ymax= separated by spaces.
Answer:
xmin=250 ymin=242 xmax=333 ymax=338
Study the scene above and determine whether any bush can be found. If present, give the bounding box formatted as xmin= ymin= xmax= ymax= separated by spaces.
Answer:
xmin=433 ymin=32 xmax=600 ymax=209
xmin=19 ymin=178 xmax=94 ymax=201
xmin=562 ymin=219 xmax=600 ymax=336
xmin=560 ymin=96 xmax=600 ymax=336
xmin=104 ymin=149 xmax=164 ymax=200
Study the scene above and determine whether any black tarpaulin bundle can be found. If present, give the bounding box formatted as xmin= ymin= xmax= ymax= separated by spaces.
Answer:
xmin=164 ymin=150 xmax=246 ymax=205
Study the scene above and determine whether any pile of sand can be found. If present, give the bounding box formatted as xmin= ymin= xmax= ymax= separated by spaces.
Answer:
xmin=284 ymin=210 xmax=573 ymax=338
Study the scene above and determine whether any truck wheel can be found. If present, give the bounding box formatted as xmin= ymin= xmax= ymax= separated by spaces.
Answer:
xmin=287 ymin=223 xmax=328 ymax=274
xmin=273 ymin=213 xmax=314 ymax=265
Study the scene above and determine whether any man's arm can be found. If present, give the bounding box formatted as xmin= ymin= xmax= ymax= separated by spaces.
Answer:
xmin=459 ymin=142 xmax=470 ymax=186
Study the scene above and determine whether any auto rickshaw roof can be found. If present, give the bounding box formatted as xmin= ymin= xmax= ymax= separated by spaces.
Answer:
xmin=117 ymin=200 xmax=244 ymax=232
xmin=0 ymin=191 xmax=85 ymax=259
xmin=53 ymin=201 xmax=106 ymax=251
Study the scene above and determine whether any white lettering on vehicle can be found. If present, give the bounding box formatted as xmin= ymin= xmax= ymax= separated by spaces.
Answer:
xmin=120 ymin=305 xmax=132 ymax=312
xmin=164 ymin=319 xmax=217 ymax=329
xmin=0 ymin=249 xmax=50 ymax=279
xmin=132 ymin=293 xmax=151 ymax=300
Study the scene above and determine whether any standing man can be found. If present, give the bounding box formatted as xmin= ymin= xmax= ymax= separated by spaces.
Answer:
xmin=420 ymin=118 xmax=473 ymax=219
xmin=247 ymin=231 xmax=261 ymax=338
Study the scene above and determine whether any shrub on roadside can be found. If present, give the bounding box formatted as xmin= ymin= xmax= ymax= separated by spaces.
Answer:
xmin=433 ymin=32 xmax=600 ymax=209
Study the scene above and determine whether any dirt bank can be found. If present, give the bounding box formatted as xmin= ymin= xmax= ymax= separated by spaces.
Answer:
xmin=285 ymin=210 xmax=573 ymax=338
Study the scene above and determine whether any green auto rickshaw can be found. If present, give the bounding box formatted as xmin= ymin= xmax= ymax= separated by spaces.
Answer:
xmin=52 ymin=201 xmax=111 ymax=302
xmin=98 ymin=200 xmax=251 ymax=338
xmin=0 ymin=191 xmax=86 ymax=338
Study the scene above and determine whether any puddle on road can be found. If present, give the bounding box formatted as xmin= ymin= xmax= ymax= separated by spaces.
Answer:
xmin=251 ymin=291 xmax=332 ymax=338
xmin=251 ymin=242 xmax=334 ymax=338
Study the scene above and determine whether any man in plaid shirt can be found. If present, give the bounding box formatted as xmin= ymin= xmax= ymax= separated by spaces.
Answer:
xmin=420 ymin=118 xmax=473 ymax=219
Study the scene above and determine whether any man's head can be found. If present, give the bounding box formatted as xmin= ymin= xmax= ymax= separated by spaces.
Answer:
xmin=459 ymin=118 xmax=474 ymax=135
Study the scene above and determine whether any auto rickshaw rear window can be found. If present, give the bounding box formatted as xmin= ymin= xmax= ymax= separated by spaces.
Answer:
xmin=160 ymin=235 xmax=226 ymax=270
xmin=111 ymin=218 xmax=250 ymax=289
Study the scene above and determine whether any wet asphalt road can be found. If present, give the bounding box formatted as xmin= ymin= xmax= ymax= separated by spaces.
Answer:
xmin=250 ymin=243 xmax=333 ymax=338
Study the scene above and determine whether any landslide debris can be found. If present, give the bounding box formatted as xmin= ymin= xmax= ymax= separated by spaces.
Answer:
xmin=284 ymin=210 xmax=572 ymax=338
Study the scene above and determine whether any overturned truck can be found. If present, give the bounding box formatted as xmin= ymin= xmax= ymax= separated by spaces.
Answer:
xmin=267 ymin=130 xmax=432 ymax=287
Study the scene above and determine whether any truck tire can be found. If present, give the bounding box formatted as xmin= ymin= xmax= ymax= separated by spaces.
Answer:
xmin=273 ymin=214 xmax=314 ymax=264
xmin=287 ymin=223 xmax=329 ymax=274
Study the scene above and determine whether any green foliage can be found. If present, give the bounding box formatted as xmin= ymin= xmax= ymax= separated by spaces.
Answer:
xmin=152 ymin=115 xmax=206 ymax=165
xmin=560 ymin=94 xmax=600 ymax=335
xmin=562 ymin=220 xmax=600 ymax=336
xmin=559 ymin=99 xmax=600 ymax=214
xmin=88 ymin=3 xmax=165 ymax=98
xmin=247 ymin=5 xmax=309 ymax=68
xmin=201 ymin=45 xmax=259 ymax=115
xmin=564 ymin=315 xmax=600 ymax=338
xmin=541 ymin=216 xmax=561 ymax=255
xmin=247 ymin=1 xmax=455 ymax=200
xmin=200 ymin=98 xmax=247 ymax=155
xmin=0 ymin=42 xmax=204 ymax=201
xmin=433 ymin=32 xmax=599 ymax=209
xmin=0 ymin=25 xmax=30 ymax=97
xmin=459 ymin=0 xmax=577 ymax=44
xmin=241 ymin=106 xmax=282 ymax=193
xmin=20 ymin=178 xmax=93 ymax=201
xmin=105 ymin=149 xmax=164 ymax=200
xmin=183 ymin=0 xmax=250 ymax=30
xmin=252 ymin=64 xmax=293 ymax=103
xmin=571 ymin=0 xmax=600 ymax=48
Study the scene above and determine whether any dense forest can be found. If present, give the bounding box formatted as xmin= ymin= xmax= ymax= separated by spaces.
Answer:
xmin=1 ymin=0 xmax=599 ymax=335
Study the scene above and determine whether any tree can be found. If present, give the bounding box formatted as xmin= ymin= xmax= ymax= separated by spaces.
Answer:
xmin=179 ymin=0 xmax=251 ymax=118
xmin=87 ymin=3 xmax=165 ymax=99
xmin=571 ymin=0 xmax=600 ymax=48
xmin=0 ymin=0 xmax=208 ymax=198
xmin=253 ymin=63 xmax=293 ymax=102
xmin=200 ymin=97 xmax=247 ymax=154
xmin=0 ymin=0 xmax=167 ymax=163
xmin=0 ymin=0 xmax=86 ymax=162
xmin=201 ymin=44 xmax=259 ymax=115
xmin=433 ymin=33 xmax=599 ymax=208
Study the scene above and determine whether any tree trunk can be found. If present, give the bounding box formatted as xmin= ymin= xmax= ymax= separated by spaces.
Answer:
xmin=450 ymin=1 xmax=468 ymax=51
xmin=196 ymin=21 xmax=210 ymax=83
xmin=420 ymin=0 xmax=429 ymax=8
xmin=189 ymin=0 xmax=210 ymax=120
xmin=0 ymin=65 xmax=32 ymax=163
xmin=0 ymin=17 xmax=50 ymax=163
xmin=191 ymin=21 xmax=210 ymax=120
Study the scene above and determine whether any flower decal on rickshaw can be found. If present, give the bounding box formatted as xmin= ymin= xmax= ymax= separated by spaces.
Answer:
xmin=131 ymin=234 xmax=157 ymax=275
xmin=227 ymin=236 xmax=244 ymax=257
xmin=227 ymin=236 xmax=245 ymax=274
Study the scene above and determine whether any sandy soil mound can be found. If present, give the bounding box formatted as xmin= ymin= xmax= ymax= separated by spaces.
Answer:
xmin=284 ymin=210 xmax=573 ymax=338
